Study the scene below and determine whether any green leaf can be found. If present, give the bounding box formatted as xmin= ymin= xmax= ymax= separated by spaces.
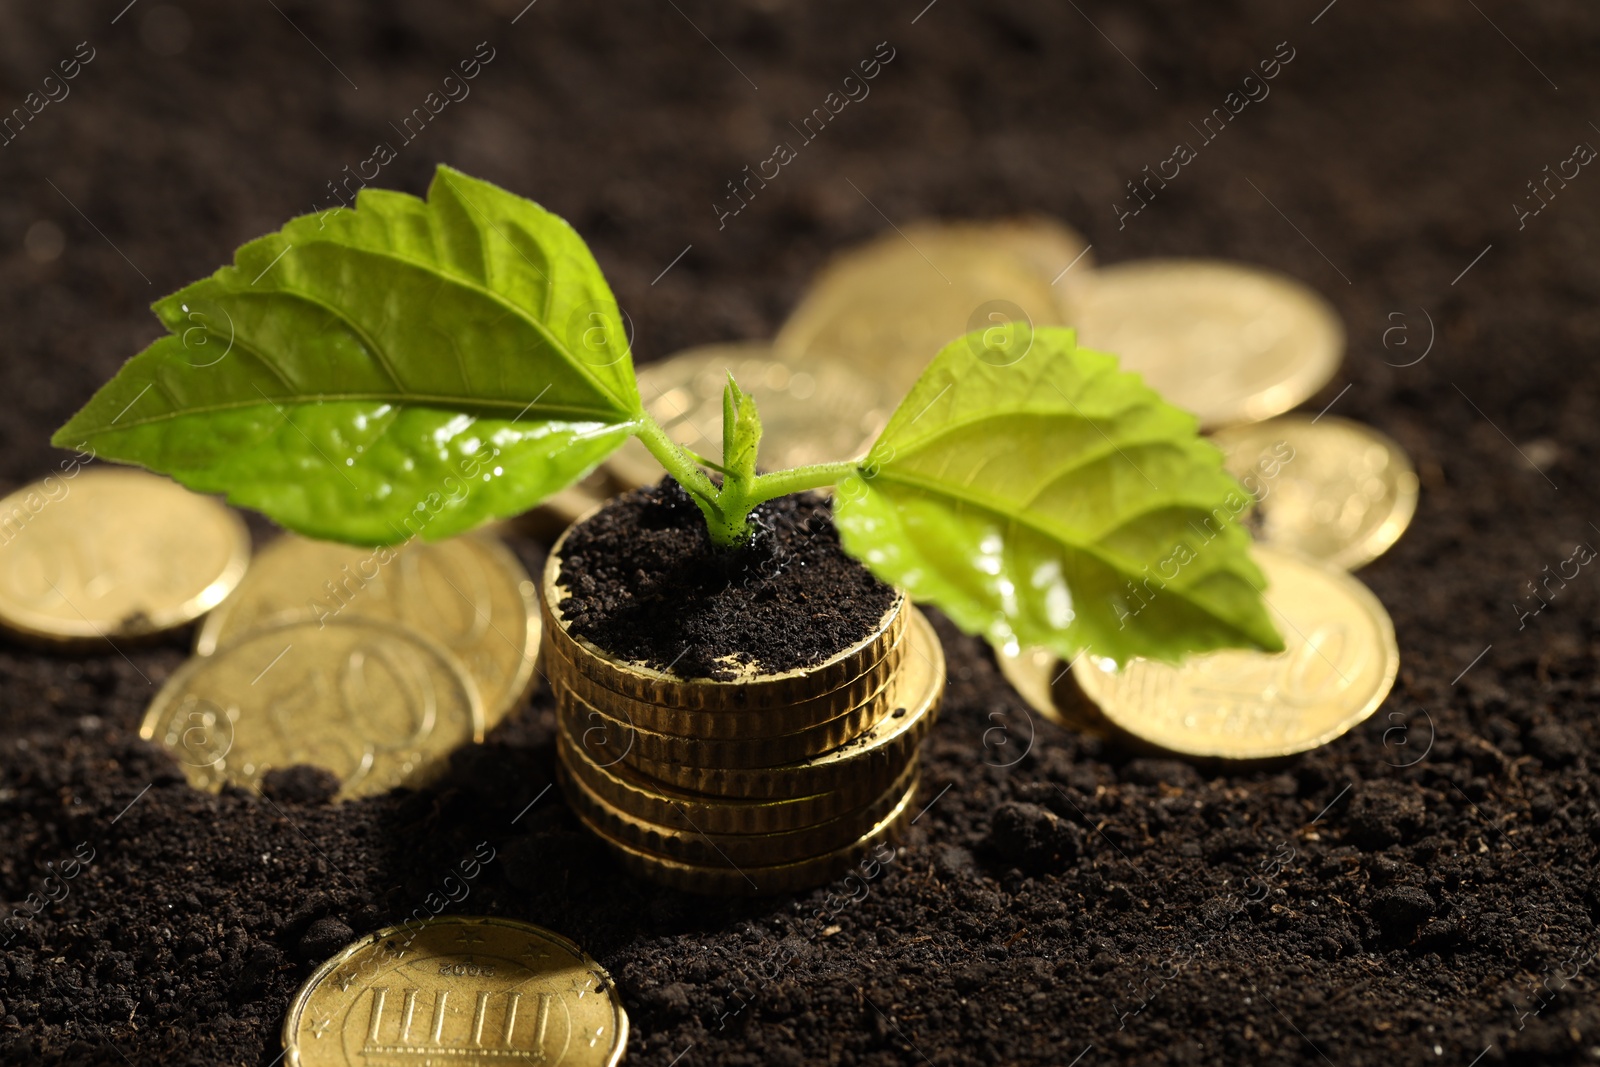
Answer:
xmin=721 ymin=374 xmax=763 ymax=482
xmin=833 ymin=326 xmax=1284 ymax=666
xmin=52 ymin=165 xmax=643 ymax=545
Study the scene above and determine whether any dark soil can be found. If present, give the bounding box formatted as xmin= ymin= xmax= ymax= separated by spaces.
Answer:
xmin=556 ymin=480 xmax=898 ymax=679
xmin=4 ymin=1 xmax=1600 ymax=1065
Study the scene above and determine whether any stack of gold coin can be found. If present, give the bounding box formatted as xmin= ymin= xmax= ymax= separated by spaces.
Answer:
xmin=541 ymin=537 xmax=943 ymax=895
xmin=141 ymin=530 xmax=541 ymax=801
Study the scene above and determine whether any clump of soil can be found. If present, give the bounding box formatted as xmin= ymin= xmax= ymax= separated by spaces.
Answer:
xmin=555 ymin=479 xmax=898 ymax=679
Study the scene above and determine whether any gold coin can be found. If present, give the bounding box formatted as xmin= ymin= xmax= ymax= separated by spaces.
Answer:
xmin=1211 ymin=414 xmax=1418 ymax=571
xmin=992 ymin=645 xmax=1108 ymax=736
xmin=143 ymin=617 xmax=484 ymax=798
xmin=774 ymin=220 xmax=1080 ymax=395
xmin=0 ymin=469 xmax=248 ymax=641
xmin=605 ymin=342 xmax=894 ymax=490
xmin=197 ymin=532 xmax=538 ymax=726
xmin=544 ymin=533 xmax=906 ymax=707
xmin=572 ymin=769 xmax=917 ymax=895
xmin=1073 ymin=547 xmax=1398 ymax=758
xmin=544 ymin=627 xmax=904 ymax=739
xmin=555 ymin=716 xmax=907 ymax=834
xmin=283 ymin=915 xmax=626 ymax=1067
xmin=560 ymin=755 xmax=917 ymax=867
xmin=954 ymin=217 xmax=1096 ymax=295
xmin=620 ymin=607 xmax=944 ymax=798
xmin=518 ymin=468 xmax=616 ymax=543
xmin=1064 ymin=259 xmax=1344 ymax=428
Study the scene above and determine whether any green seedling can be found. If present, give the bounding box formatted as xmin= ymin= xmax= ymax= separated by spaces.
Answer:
xmin=56 ymin=165 xmax=1281 ymax=665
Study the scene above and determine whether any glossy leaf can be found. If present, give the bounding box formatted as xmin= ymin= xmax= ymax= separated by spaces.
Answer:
xmin=833 ymin=326 xmax=1284 ymax=665
xmin=53 ymin=165 xmax=643 ymax=545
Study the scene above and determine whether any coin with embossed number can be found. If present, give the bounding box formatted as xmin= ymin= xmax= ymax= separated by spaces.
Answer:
xmin=197 ymin=533 xmax=538 ymax=727
xmin=1073 ymin=547 xmax=1398 ymax=759
xmin=775 ymin=220 xmax=1084 ymax=395
xmin=1211 ymin=414 xmax=1419 ymax=571
xmin=605 ymin=342 xmax=893 ymax=490
xmin=1064 ymin=259 xmax=1344 ymax=429
xmin=0 ymin=468 xmax=249 ymax=642
xmin=143 ymin=617 xmax=484 ymax=799
xmin=284 ymin=915 xmax=627 ymax=1067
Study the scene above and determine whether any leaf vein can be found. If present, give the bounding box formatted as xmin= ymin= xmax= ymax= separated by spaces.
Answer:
xmin=244 ymin=240 xmax=632 ymax=412
xmin=76 ymin=396 xmax=635 ymax=436
xmin=865 ymin=468 xmax=1260 ymax=631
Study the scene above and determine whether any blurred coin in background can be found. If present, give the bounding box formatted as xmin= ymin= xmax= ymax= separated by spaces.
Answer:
xmin=0 ymin=468 xmax=248 ymax=642
xmin=774 ymin=219 xmax=1088 ymax=395
xmin=605 ymin=342 xmax=893 ymax=489
xmin=1064 ymin=259 xmax=1343 ymax=429
xmin=1212 ymin=414 xmax=1418 ymax=571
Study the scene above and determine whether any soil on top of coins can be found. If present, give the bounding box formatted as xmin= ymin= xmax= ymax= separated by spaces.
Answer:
xmin=555 ymin=480 xmax=899 ymax=679
xmin=5 ymin=1 xmax=1600 ymax=1065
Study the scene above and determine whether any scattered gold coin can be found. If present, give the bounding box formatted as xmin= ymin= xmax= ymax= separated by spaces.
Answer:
xmin=197 ymin=532 xmax=538 ymax=727
xmin=1212 ymin=414 xmax=1419 ymax=571
xmin=1073 ymin=547 xmax=1398 ymax=759
xmin=774 ymin=220 xmax=1083 ymax=395
xmin=518 ymin=468 xmax=614 ymax=541
xmin=284 ymin=915 xmax=627 ymax=1067
xmin=605 ymin=342 xmax=893 ymax=490
xmin=0 ymin=469 xmax=249 ymax=642
xmin=143 ymin=617 xmax=483 ymax=799
xmin=992 ymin=644 xmax=1108 ymax=735
xmin=1064 ymin=259 xmax=1344 ymax=428
xmin=959 ymin=217 xmax=1097 ymax=296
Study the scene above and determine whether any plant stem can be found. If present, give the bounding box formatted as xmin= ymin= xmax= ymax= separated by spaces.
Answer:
xmin=632 ymin=417 xmax=714 ymax=498
xmin=632 ymin=416 xmax=736 ymax=537
xmin=747 ymin=461 xmax=861 ymax=506
xmin=631 ymin=416 xmax=861 ymax=548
